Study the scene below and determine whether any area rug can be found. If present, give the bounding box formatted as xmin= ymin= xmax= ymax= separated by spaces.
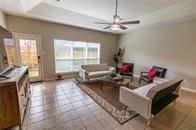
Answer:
xmin=74 ymin=79 xmax=139 ymax=124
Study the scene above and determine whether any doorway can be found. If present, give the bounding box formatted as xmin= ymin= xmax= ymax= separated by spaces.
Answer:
xmin=14 ymin=33 xmax=43 ymax=82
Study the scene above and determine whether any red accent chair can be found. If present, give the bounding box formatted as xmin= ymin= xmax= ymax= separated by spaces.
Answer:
xmin=139 ymin=66 xmax=167 ymax=84
xmin=120 ymin=63 xmax=134 ymax=81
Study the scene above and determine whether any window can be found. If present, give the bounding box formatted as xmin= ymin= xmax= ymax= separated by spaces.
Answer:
xmin=4 ymin=38 xmax=17 ymax=66
xmin=54 ymin=39 xmax=100 ymax=73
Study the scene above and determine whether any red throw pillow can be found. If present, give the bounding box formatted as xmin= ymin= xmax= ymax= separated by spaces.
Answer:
xmin=147 ymin=68 xmax=159 ymax=79
xmin=121 ymin=64 xmax=131 ymax=73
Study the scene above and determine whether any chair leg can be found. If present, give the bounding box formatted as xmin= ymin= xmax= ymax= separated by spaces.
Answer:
xmin=173 ymin=99 xmax=176 ymax=105
xmin=123 ymin=104 xmax=127 ymax=110
xmin=147 ymin=114 xmax=152 ymax=126
xmin=19 ymin=124 xmax=22 ymax=130
xmin=130 ymin=75 xmax=133 ymax=82
xmin=139 ymin=78 xmax=142 ymax=84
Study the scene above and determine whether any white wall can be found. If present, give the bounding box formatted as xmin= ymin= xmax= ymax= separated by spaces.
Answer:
xmin=0 ymin=10 xmax=7 ymax=28
xmin=118 ymin=18 xmax=196 ymax=91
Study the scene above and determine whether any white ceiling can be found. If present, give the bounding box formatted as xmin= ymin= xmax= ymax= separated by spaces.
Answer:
xmin=0 ymin=0 xmax=196 ymax=34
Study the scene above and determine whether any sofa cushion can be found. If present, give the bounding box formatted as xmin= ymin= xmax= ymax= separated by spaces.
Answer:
xmin=146 ymin=78 xmax=183 ymax=101
xmin=133 ymin=83 xmax=157 ymax=96
xmin=153 ymin=77 xmax=169 ymax=84
xmin=88 ymin=70 xmax=112 ymax=78
xmin=88 ymin=70 xmax=111 ymax=76
xmin=81 ymin=63 xmax=108 ymax=72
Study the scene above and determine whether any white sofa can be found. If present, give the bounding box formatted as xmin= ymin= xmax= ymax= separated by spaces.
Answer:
xmin=119 ymin=77 xmax=183 ymax=126
xmin=79 ymin=63 xmax=115 ymax=81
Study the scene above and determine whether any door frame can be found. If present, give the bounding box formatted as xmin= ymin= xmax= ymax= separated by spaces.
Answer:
xmin=13 ymin=33 xmax=43 ymax=82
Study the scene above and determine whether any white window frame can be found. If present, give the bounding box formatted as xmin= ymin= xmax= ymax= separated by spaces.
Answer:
xmin=54 ymin=39 xmax=100 ymax=73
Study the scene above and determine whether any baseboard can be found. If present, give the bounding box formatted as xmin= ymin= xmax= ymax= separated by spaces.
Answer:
xmin=43 ymin=77 xmax=56 ymax=81
xmin=43 ymin=75 xmax=75 ymax=81
xmin=181 ymin=87 xmax=196 ymax=93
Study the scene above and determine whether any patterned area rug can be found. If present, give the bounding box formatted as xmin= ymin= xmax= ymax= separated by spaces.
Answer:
xmin=74 ymin=79 xmax=139 ymax=124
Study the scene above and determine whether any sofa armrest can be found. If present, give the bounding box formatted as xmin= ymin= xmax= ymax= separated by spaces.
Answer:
xmin=119 ymin=87 xmax=152 ymax=119
xmin=108 ymin=66 xmax=115 ymax=72
xmin=79 ymin=68 xmax=88 ymax=80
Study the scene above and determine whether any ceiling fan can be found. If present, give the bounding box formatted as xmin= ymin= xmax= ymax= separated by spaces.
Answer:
xmin=94 ymin=0 xmax=140 ymax=31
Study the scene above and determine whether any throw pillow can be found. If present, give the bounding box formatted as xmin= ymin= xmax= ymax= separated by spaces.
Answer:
xmin=121 ymin=64 xmax=131 ymax=73
xmin=147 ymin=68 xmax=159 ymax=79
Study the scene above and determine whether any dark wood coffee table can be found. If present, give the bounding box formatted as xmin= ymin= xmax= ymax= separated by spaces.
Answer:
xmin=100 ymin=76 xmax=129 ymax=90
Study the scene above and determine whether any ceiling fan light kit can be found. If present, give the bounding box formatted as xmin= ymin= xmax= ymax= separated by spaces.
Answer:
xmin=111 ymin=24 xmax=120 ymax=31
xmin=114 ymin=15 xmax=121 ymax=23
xmin=94 ymin=0 xmax=140 ymax=31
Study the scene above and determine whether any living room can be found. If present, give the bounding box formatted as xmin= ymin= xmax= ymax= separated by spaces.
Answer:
xmin=0 ymin=0 xmax=196 ymax=130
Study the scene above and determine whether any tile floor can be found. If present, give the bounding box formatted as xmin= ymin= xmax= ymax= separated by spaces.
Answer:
xmin=13 ymin=79 xmax=196 ymax=130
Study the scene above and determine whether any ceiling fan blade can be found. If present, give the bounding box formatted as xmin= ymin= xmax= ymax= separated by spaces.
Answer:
xmin=120 ymin=25 xmax=128 ymax=30
xmin=103 ymin=26 xmax=111 ymax=29
xmin=94 ymin=22 xmax=112 ymax=25
xmin=120 ymin=20 xmax=140 ymax=25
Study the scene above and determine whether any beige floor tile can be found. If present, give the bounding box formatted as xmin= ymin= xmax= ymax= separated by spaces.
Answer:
xmin=152 ymin=108 xmax=186 ymax=129
xmin=44 ymin=102 xmax=59 ymax=110
xmin=76 ymin=106 xmax=91 ymax=116
xmin=43 ymin=97 xmax=56 ymax=104
xmin=92 ymin=109 xmax=110 ymax=120
xmin=178 ymin=97 xmax=196 ymax=106
xmin=59 ymin=103 xmax=74 ymax=113
xmin=71 ymin=100 xmax=85 ymax=109
xmin=47 ymin=124 xmax=67 ymax=130
xmin=30 ymin=100 xmax=44 ymax=108
xmin=62 ymin=109 xmax=80 ymax=122
xmin=56 ymin=94 xmax=67 ymax=100
xmin=45 ymin=114 xmax=64 ymax=128
xmin=57 ymin=98 xmax=70 ymax=106
xmin=28 ymin=111 xmax=45 ymax=124
xmin=87 ymin=103 xmax=101 ymax=112
xmin=99 ymin=116 xmax=119 ymax=129
xmin=123 ymin=116 xmax=146 ymax=130
xmin=64 ymin=118 xmax=86 ymax=130
xmin=168 ymin=101 xmax=193 ymax=115
xmin=26 ymin=120 xmax=47 ymax=130
xmin=29 ymin=105 xmax=45 ymax=115
xmin=177 ymin=121 xmax=196 ymax=130
xmin=86 ymin=122 xmax=104 ymax=130
xmin=45 ymin=107 xmax=61 ymax=118
xmin=31 ymin=96 xmax=43 ymax=102
xmin=82 ymin=98 xmax=95 ymax=105
xmin=80 ymin=113 xmax=98 ymax=126
xmin=66 ymin=93 xmax=78 ymax=98
xmin=68 ymin=96 xmax=82 ymax=103
xmin=181 ymin=109 xmax=196 ymax=126
xmin=115 ymin=125 xmax=127 ymax=130
xmin=31 ymin=92 xmax=43 ymax=98
xmin=189 ymin=106 xmax=196 ymax=116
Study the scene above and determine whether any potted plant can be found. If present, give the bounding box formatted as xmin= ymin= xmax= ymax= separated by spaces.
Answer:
xmin=56 ymin=73 xmax=63 ymax=80
xmin=113 ymin=48 xmax=123 ymax=72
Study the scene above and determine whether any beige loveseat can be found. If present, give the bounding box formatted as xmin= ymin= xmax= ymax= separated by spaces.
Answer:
xmin=120 ymin=77 xmax=183 ymax=126
xmin=79 ymin=63 xmax=115 ymax=81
